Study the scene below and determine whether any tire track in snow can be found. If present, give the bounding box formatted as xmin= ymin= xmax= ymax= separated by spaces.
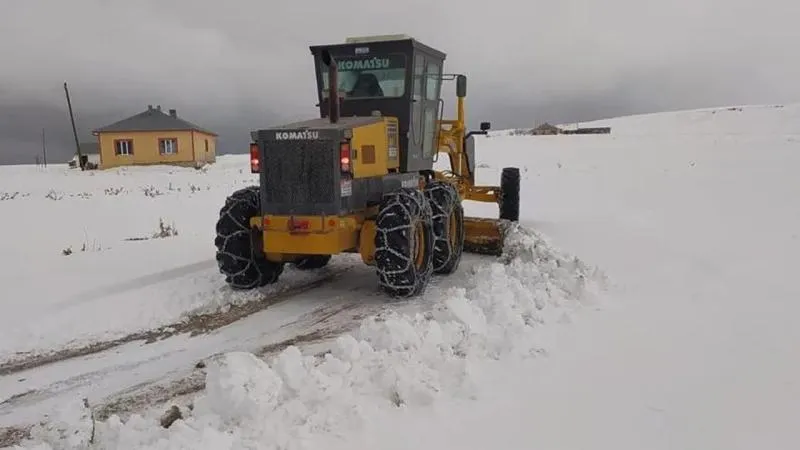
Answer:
xmin=0 ymin=266 xmax=352 ymax=376
xmin=92 ymin=304 xmax=367 ymax=424
xmin=0 ymin=252 xmax=498 ymax=448
xmin=0 ymin=280 xmax=389 ymax=448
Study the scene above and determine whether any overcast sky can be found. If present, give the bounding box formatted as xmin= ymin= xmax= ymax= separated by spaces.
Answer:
xmin=1 ymin=0 xmax=798 ymax=165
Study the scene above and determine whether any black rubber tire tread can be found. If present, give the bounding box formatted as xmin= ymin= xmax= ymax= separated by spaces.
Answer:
xmin=214 ymin=186 xmax=283 ymax=289
xmin=374 ymin=187 xmax=434 ymax=298
xmin=424 ymin=181 xmax=464 ymax=274
xmin=293 ymin=255 xmax=332 ymax=270
xmin=499 ymin=167 xmax=521 ymax=222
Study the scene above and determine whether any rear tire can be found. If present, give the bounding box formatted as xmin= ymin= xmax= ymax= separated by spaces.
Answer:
xmin=499 ymin=167 xmax=521 ymax=221
xmin=424 ymin=181 xmax=464 ymax=274
xmin=374 ymin=187 xmax=434 ymax=297
xmin=214 ymin=186 xmax=283 ymax=289
xmin=292 ymin=255 xmax=332 ymax=270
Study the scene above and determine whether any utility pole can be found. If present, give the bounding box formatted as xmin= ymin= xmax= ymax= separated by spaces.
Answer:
xmin=64 ymin=81 xmax=83 ymax=170
xmin=41 ymin=128 xmax=47 ymax=167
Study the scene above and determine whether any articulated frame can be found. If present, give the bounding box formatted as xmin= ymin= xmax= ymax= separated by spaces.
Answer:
xmin=433 ymin=95 xmax=499 ymax=204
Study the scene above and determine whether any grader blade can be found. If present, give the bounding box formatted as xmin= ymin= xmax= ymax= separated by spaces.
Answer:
xmin=462 ymin=217 xmax=510 ymax=256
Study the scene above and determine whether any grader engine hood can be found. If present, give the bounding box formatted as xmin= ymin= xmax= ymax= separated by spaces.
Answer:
xmin=251 ymin=121 xmax=350 ymax=217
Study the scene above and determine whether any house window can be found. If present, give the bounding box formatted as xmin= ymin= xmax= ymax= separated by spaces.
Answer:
xmin=115 ymin=139 xmax=133 ymax=156
xmin=159 ymin=138 xmax=178 ymax=155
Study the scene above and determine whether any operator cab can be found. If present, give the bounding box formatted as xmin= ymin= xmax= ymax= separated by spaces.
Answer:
xmin=310 ymin=35 xmax=445 ymax=173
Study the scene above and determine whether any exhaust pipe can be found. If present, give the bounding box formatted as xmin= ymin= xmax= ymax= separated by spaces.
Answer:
xmin=321 ymin=50 xmax=339 ymax=124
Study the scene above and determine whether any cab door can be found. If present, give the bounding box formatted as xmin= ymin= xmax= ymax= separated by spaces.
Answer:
xmin=411 ymin=54 xmax=443 ymax=164
xmin=421 ymin=58 xmax=442 ymax=160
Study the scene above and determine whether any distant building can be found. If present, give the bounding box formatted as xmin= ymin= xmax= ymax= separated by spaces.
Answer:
xmin=92 ymin=105 xmax=217 ymax=169
xmin=530 ymin=123 xmax=563 ymax=135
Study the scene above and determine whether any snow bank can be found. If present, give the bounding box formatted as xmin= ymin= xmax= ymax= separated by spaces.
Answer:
xmin=12 ymin=225 xmax=606 ymax=450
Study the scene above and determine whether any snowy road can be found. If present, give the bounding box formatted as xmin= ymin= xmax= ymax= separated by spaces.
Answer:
xmin=0 ymin=252 xmax=495 ymax=432
xmin=1 ymin=153 xmax=535 ymax=442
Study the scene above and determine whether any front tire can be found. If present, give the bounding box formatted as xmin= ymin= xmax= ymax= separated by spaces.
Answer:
xmin=374 ymin=187 xmax=434 ymax=298
xmin=214 ymin=186 xmax=283 ymax=289
xmin=499 ymin=167 xmax=520 ymax=221
xmin=424 ymin=181 xmax=464 ymax=274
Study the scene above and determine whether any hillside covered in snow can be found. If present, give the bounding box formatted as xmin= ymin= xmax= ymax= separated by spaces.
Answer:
xmin=2 ymin=103 xmax=799 ymax=449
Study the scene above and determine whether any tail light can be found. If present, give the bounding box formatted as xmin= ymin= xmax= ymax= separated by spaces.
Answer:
xmin=340 ymin=141 xmax=351 ymax=174
xmin=250 ymin=143 xmax=260 ymax=173
xmin=288 ymin=217 xmax=310 ymax=232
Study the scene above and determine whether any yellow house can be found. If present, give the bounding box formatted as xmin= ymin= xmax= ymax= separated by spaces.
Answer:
xmin=92 ymin=105 xmax=217 ymax=169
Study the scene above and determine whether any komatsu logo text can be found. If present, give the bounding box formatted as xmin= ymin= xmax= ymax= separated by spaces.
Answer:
xmin=339 ymin=57 xmax=390 ymax=71
xmin=275 ymin=131 xmax=319 ymax=140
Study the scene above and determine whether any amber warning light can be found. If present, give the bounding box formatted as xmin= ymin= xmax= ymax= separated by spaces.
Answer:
xmin=250 ymin=143 xmax=260 ymax=173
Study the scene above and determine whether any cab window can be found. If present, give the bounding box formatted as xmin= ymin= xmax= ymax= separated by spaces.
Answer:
xmin=320 ymin=54 xmax=407 ymax=99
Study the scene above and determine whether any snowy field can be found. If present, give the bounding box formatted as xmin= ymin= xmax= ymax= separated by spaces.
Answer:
xmin=0 ymin=158 xmax=333 ymax=363
xmin=3 ymin=103 xmax=800 ymax=449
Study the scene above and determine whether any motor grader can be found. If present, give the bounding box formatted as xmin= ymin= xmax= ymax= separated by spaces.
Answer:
xmin=214 ymin=34 xmax=520 ymax=297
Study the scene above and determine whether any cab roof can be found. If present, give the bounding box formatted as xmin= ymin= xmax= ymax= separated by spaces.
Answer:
xmin=308 ymin=34 xmax=446 ymax=60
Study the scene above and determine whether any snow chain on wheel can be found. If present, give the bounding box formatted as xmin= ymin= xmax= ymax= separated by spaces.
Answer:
xmin=214 ymin=186 xmax=283 ymax=289
xmin=424 ymin=180 xmax=464 ymax=274
xmin=499 ymin=167 xmax=521 ymax=221
xmin=374 ymin=187 xmax=434 ymax=298
xmin=293 ymin=255 xmax=332 ymax=270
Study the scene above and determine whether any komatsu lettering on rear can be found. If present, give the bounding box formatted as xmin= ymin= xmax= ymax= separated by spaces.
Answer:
xmin=275 ymin=130 xmax=320 ymax=140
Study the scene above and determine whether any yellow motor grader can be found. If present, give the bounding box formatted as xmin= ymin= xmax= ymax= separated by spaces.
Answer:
xmin=214 ymin=34 xmax=520 ymax=297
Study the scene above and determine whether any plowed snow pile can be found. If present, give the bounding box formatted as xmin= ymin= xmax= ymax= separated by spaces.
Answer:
xmin=13 ymin=225 xmax=606 ymax=449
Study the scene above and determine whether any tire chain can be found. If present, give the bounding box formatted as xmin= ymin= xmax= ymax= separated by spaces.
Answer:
xmin=214 ymin=186 xmax=282 ymax=289
xmin=374 ymin=187 xmax=434 ymax=297
xmin=423 ymin=181 xmax=464 ymax=274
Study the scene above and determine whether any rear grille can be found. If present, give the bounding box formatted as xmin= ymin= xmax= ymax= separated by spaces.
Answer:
xmin=262 ymin=140 xmax=336 ymax=209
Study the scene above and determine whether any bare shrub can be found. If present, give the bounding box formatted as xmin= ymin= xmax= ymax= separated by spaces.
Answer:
xmin=152 ymin=218 xmax=179 ymax=239
xmin=45 ymin=189 xmax=63 ymax=201
xmin=142 ymin=185 xmax=163 ymax=197
xmin=104 ymin=187 xmax=126 ymax=196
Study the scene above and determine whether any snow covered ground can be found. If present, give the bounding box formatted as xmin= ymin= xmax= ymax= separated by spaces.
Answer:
xmin=0 ymin=136 xmax=603 ymax=446
xmin=0 ymin=158 xmax=261 ymax=362
xmin=4 ymin=102 xmax=800 ymax=449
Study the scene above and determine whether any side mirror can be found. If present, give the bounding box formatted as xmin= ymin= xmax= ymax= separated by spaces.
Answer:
xmin=480 ymin=121 xmax=491 ymax=131
xmin=456 ymin=75 xmax=467 ymax=98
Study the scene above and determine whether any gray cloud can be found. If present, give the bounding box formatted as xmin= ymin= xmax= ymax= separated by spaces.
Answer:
xmin=1 ymin=0 xmax=798 ymax=164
